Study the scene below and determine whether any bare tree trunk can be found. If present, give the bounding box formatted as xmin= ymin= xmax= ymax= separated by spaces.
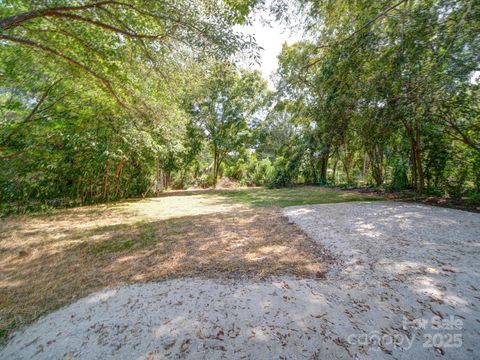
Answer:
xmin=103 ymin=158 xmax=110 ymax=201
xmin=310 ymin=154 xmax=318 ymax=184
xmin=415 ymin=123 xmax=425 ymax=192
xmin=368 ymin=146 xmax=384 ymax=186
xmin=408 ymin=130 xmax=424 ymax=192
xmin=341 ymin=145 xmax=355 ymax=184
xmin=332 ymin=157 xmax=338 ymax=184
xmin=363 ymin=155 xmax=368 ymax=178
xmin=405 ymin=121 xmax=424 ymax=193
xmin=410 ymin=138 xmax=417 ymax=190
xmin=163 ymin=171 xmax=170 ymax=190
xmin=113 ymin=160 xmax=125 ymax=198
xmin=319 ymin=147 xmax=330 ymax=184
xmin=212 ymin=145 xmax=220 ymax=188
xmin=155 ymin=157 xmax=163 ymax=195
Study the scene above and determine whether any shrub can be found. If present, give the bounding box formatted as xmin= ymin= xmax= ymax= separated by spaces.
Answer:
xmin=267 ymin=157 xmax=293 ymax=188
xmin=390 ymin=162 xmax=410 ymax=191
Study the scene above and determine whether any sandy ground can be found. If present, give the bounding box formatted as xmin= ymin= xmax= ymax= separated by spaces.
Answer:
xmin=2 ymin=201 xmax=480 ymax=359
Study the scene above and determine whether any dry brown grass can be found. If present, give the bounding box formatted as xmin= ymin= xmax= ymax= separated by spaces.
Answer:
xmin=0 ymin=192 xmax=330 ymax=339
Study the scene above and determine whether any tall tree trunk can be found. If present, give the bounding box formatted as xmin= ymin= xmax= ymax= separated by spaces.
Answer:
xmin=408 ymin=130 xmax=424 ymax=192
xmin=410 ymin=138 xmax=418 ymax=190
xmin=414 ymin=123 xmax=425 ymax=192
xmin=103 ymin=158 xmax=110 ymax=201
xmin=363 ymin=155 xmax=369 ymax=179
xmin=368 ymin=146 xmax=384 ymax=187
xmin=163 ymin=171 xmax=170 ymax=189
xmin=212 ymin=145 xmax=219 ymax=188
xmin=310 ymin=154 xmax=318 ymax=184
xmin=113 ymin=160 xmax=125 ymax=198
xmin=341 ymin=146 xmax=354 ymax=184
xmin=332 ymin=157 xmax=338 ymax=185
xmin=319 ymin=147 xmax=330 ymax=184
xmin=155 ymin=157 xmax=163 ymax=195
xmin=405 ymin=121 xmax=424 ymax=193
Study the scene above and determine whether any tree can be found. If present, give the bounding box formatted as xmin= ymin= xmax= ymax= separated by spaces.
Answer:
xmin=0 ymin=1 xmax=256 ymax=109
xmin=189 ymin=63 xmax=269 ymax=187
xmin=266 ymin=0 xmax=479 ymax=197
xmin=0 ymin=1 xmax=260 ymax=209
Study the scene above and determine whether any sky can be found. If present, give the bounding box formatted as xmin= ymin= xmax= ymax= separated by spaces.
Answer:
xmin=239 ymin=18 xmax=302 ymax=88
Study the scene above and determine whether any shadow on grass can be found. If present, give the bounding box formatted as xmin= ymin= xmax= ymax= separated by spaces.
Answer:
xmin=0 ymin=186 xmax=380 ymax=342
xmin=0 ymin=206 xmax=329 ymax=343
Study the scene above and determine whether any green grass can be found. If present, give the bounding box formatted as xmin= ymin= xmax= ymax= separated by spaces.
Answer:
xmin=214 ymin=186 xmax=383 ymax=208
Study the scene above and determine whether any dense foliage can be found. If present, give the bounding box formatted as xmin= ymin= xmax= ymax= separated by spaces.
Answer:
xmin=0 ymin=0 xmax=262 ymax=211
xmin=268 ymin=0 xmax=479 ymax=198
xmin=1 ymin=0 xmax=479 ymax=213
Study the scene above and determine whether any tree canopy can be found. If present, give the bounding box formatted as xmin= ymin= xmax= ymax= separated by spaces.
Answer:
xmin=269 ymin=0 xmax=479 ymax=194
xmin=1 ymin=0 xmax=479 ymax=213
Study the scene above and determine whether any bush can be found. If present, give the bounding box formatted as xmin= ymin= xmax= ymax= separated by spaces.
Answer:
xmin=223 ymin=155 xmax=273 ymax=187
xmin=390 ymin=162 xmax=410 ymax=191
xmin=267 ymin=168 xmax=292 ymax=188
xmin=446 ymin=176 xmax=467 ymax=199
xmin=267 ymin=157 xmax=293 ymax=188
xmin=466 ymin=190 xmax=480 ymax=204
xmin=250 ymin=158 xmax=274 ymax=186
xmin=193 ymin=172 xmax=214 ymax=188
xmin=170 ymin=172 xmax=188 ymax=190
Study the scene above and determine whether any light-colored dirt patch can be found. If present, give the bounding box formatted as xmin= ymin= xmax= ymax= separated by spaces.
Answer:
xmin=284 ymin=202 xmax=480 ymax=359
xmin=0 ymin=278 xmax=350 ymax=360
xmin=0 ymin=194 xmax=328 ymax=339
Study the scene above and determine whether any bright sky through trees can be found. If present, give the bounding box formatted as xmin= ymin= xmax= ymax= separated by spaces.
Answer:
xmin=238 ymin=15 xmax=301 ymax=88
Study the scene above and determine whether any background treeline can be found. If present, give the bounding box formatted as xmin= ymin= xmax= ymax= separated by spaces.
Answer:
xmin=268 ymin=0 xmax=480 ymax=201
xmin=1 ymin=0 xmax=479 ymax=213
xmin=0 ymin=0 xmax=265 ymax=212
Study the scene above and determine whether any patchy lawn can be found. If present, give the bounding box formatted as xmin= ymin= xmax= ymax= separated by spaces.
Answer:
xmin=0 ymin=186 xmax=380 ymax=341
xmin=216 ymin=186 xmax=382 ymax=207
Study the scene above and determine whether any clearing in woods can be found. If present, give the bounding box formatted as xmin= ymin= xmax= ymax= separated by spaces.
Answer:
xmin=0 ymin=186 xmax=377 ymax=342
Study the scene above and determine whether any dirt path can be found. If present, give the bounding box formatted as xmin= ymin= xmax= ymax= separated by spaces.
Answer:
xmin=284 ymin=202 xmax=480 ymax=359
xmin=2 ymin=202 xmax=479 ymax=359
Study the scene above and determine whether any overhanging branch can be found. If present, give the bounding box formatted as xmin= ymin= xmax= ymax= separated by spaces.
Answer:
xmin=304 ymin=0 xmax=408 ymax=69
xmin=0 ymin=34 xmax=126 ymax=108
